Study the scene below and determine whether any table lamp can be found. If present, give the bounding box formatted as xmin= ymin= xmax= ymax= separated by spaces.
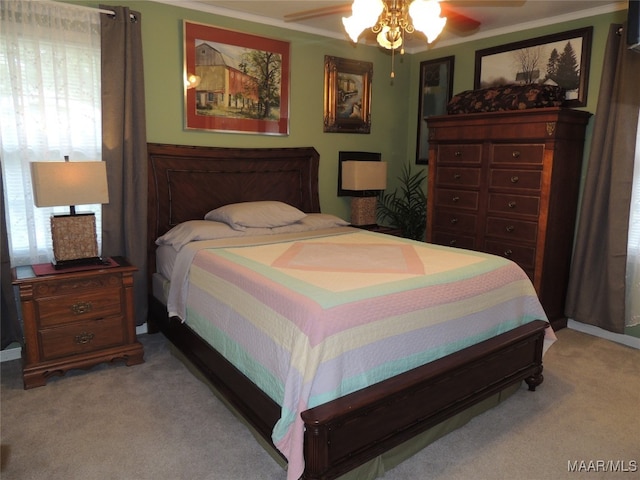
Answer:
xmin=341 ymin=160 xmax=387 ymax=226
xmin=30 ymin=158 xmax=109 ymax=269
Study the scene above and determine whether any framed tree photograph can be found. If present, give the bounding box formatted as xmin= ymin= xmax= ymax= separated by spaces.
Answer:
xmin=474 ymin=27 xmax=592 ymax=107
xmin=183 ymin=20 xmax=290 ymax=135
xmin=416 ymin=56 xmax=454 ymax=164
xmin=324 ymin=56 xmax=372 ymax=134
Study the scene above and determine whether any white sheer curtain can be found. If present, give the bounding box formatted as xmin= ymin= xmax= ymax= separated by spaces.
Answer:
xmin=627 ymin=113 xmax=640 ymax=327
xmin=0 ymin=0 xmax=101 ymax=267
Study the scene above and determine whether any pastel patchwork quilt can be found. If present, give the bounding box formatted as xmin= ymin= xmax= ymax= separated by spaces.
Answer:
xmin=163 ymin=228 xmax=553 ymax=480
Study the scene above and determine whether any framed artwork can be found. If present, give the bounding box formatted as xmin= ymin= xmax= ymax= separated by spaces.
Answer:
xmin=183 ymin=20 xmax=290 ymax=135
xmin=415 ymin=56 xmax=454 ymax=164
xmin=474 ymin=27 xmax=592 ymax=108
xmin=323 ymin=56 xmax=372 ymax=134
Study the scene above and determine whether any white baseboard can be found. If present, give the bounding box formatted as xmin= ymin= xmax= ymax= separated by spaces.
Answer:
xmin=0 ymin=323 xmax=150 ymax=364
xmin=0 ymin=345 xmax=21 ymax=362
xmin=567 ymin=319 xmax=640 ymax=349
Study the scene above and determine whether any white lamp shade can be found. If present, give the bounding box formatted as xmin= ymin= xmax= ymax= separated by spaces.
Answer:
xmin=342 ymin=161 xmax=387 ymax=191
xmin=30 ymin=161 xmax=109 ymax=208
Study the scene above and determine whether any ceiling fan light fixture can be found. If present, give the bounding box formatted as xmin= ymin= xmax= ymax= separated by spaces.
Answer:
xmin=343 ymin=0 xmax=447 ymax=48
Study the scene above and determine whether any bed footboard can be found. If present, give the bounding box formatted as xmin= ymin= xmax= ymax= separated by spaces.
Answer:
xmin=300 ymin=320 xmax=547 ymax=480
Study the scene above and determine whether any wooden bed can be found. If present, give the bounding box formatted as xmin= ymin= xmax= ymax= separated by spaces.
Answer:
xmin=146 ymin=143 xmax=547 ymax=480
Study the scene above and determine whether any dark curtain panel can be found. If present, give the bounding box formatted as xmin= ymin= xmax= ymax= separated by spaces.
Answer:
xmin=565 ymin=24 xmax=640 ymax=333
xmin=100 ymin=6 xmax=148 ymax=325
xmin=1 ymin=166 xmax=23 ymax=349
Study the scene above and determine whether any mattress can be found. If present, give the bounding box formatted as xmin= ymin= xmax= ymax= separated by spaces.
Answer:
xmin=156 ymin=227 xmax=554 ymax=480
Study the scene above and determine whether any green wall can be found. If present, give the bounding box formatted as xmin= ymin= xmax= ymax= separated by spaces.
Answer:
xmin=90 ymin=1 xmax=626 ymax=219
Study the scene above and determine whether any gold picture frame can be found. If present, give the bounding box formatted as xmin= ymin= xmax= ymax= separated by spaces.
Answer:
xmin=323 ymin=56 xmax=372 ymax=134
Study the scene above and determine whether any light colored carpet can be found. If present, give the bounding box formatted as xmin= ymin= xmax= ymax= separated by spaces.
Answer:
xmin=1 ymin=328 xmax=638 ymax=480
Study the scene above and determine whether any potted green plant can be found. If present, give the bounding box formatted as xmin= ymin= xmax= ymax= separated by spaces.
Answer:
xmin=377 ymin=163 xmax=427 ymax=241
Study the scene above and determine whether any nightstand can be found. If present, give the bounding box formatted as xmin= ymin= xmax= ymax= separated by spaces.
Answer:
xmin=355 ymin=224 xmax=404 ymax=237
xmin=12 ymin=256 xmax=144 ymax=389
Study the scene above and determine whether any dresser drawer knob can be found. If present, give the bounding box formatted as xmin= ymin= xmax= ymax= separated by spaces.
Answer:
xmin=75 ymin=332 xmax=95 ymax=345
xmin=512 ymin=151 xmax=521 ymax=158
xmin=71 ymin=302 xmax=93 ymax=315
xmin=453 ymin=173 xmax=461 ymax=180
xmin=450 ymin=217 xmax=459 ymax=224
xmin=510 ymin=176 xmax=519 ymax=183
xmin=505 ymin=225 xmax=515 ymax=233
xmin=508 ymin=201 xmax=517 ymax=208
xmin=503 ymin=249 xmax=513 ymax=257
xmin=454 ymin=151 xmax=462 ymax=157
xmin=449 ymin=239 xmax=457 ymax=246
xmin=452 ymin=196 xmax=460 ymax=203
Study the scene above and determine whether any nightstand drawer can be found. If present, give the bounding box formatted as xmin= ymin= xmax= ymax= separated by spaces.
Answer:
xmin=39 ymin=316 xmax=125 ymax=361
xmin=37 ymin=288 xmax=123 ymax=327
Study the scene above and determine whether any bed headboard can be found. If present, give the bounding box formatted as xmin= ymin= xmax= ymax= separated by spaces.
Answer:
xmin=147 ymin=143 xmax=321 ymax=277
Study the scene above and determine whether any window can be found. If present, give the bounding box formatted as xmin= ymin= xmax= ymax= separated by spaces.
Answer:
xmin=0 ymin=1 xmax=101 ymax=266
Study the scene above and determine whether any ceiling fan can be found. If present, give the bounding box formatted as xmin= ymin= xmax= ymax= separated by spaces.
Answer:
xmin=283 ymin=1 xmax=483 ymax=38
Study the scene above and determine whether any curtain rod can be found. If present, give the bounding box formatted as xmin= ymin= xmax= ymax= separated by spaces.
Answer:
xmin=49 ymin=1 xmax=137 ymax=21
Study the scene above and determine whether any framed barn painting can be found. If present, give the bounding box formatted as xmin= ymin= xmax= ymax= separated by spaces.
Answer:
xmin=474 ymin=27 xmax=592 ymax=108
xmin=183 ymin=21 xmax=290 ymax=135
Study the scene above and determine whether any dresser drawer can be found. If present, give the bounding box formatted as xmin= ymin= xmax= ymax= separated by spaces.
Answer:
xmin=486 ymin=217 xmax=538 ymax=242
xmin=38 ymin=316 xmax=126 ymax=361
xmin=37 ymin=288 xmax=123 ymax=327
xmin=436 ymin=167 xmax=481 ymax=188
xmin=432 ymin=231 xmax=477 ymax=250
xmin=437 ymin=145 xmax=482 ymax=164
xmin=489 ymin=169 xmax=542 ymax=191
xmin=435 ymin=189 xmax=479 ymax=210
xmin=484 ymin=240 xmax=536 ymax=269
xmin=491 ymin=144 xmax=544 ymax=165
xmin=434 ymin=210 xmax=477 ymax=233
xmin=488 ymin=193 xmax=540 ymax=216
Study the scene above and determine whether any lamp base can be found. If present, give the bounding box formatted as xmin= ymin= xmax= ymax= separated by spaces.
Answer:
xmin=350 ymin=196 xmax=378 ymax=226
xmin=50 ymin=213 xmax=99 ymax=265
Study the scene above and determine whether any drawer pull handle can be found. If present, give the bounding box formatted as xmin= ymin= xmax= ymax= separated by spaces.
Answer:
xmin=510 ymin=176 xmax=519 ymax=183
xmin=454 ymin=151 xmax=462 ymax=157
xmin=450 ymin=217 xmax=459 ymax=224
xmin=452 ymin=196 xmax=460 ymax=203
xmin=453 ymin=173 xmax=461 ymax=180
xmin=449 ymin=239 xmax=457 ymax=246
xmin=512 ymin=151 xmax=521 ymax=158
xmin=503 ymin=249 xmax=513 ymax=257
xmin=508 ymin=201 xmax=517 ymax=208
xmin=506 ymin=225 xmax=515 ymax=233
xmin=71 ymin=302 xmax=92 ymax=315
xmin=75 ymin=332 xmax=95 ymax=345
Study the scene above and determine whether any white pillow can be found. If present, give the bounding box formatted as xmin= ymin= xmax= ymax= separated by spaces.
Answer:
xmin=155 ymin=220 xmax=240 ymax=251
xmin=204 ymin=201 xmax=307 ymax=230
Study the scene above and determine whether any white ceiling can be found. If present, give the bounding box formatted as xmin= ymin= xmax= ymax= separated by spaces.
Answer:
xmin=158 ymin=0 xmax=627 ymax=51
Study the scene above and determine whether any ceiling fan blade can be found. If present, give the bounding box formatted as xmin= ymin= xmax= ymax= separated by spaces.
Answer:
xmin=440 ymin=3 xmax=481 ymax=33
xmin=284 ymin=4 xmax=352 ymax=22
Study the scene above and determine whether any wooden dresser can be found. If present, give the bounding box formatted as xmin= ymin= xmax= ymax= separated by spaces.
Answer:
xmin=426 ymin=108 xmax=591 ymax=330
xmin=12 ymin=257 xmax=144 ymax=388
